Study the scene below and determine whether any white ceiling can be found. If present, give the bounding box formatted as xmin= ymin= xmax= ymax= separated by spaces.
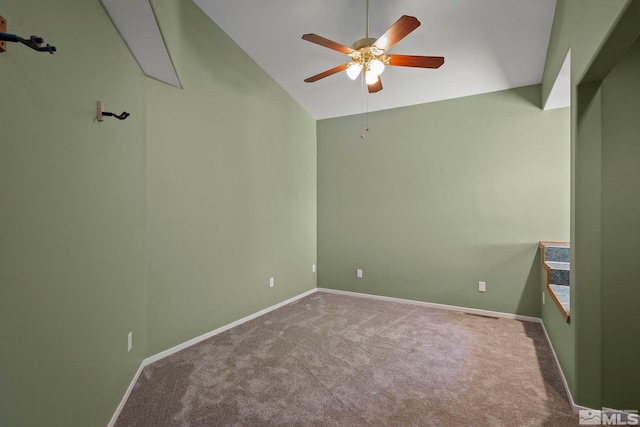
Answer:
xmin=106 ymin=0 xmax=559 ymax=120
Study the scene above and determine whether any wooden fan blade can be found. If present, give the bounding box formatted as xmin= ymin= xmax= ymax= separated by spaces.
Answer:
xmin=368 ymin=77 xmax=383 ymax=93
xmin=304 ymin=63 xmax=349 ymax=83
xmin=388 ymin=54 xmax=445 ymax=68
xmin=302 ymin=34 xmax=354 ymax=54
xmin=373 ymin=15 xmax=420 ymax=51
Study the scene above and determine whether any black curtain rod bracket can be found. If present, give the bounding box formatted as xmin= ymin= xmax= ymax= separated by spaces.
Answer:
xmin=0 ymin=15 xmax=56 ymax=54
xmin=97 ymin=101 xmax=130 ymax=122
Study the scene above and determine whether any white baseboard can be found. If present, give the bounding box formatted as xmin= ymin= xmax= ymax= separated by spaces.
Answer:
xmin=317 ymin=289 xmax=602 ymax=416
xmin=317 ymin=288 xmax=541 ymax=323
xmin=143 ymin=288 xmax=317 ymax=365
xmin=107 ymin=362 xmax=145 ymax=427
xmin=109 ymin=285 xmax=592 ymax=426
xmin=107 ymin=287 xmax=317 ymax=427
xmin=319 ymin=287 xmax=593 ymax=415
xmin=538 ymin=320 xmax=596 ymax=415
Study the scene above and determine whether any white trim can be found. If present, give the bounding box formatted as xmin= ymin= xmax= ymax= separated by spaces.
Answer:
xmin=539 ymin=321 xmax=575 ymax=411
xmin=143 ymin=288 xmax=317 ymax=365
xmin=108 ymin=287 xmax=317 ymax=426
xmin=320 ymin=288 xmax=599 ymax=416
xmin=107 ymin=363 xmax=145 ymax=427
xmin=317 ymin=288 xmax=541 ymax=323
xmin=319 ymin=287 xmax=598 ymax=415
xmin=538 ymin=320 xmax=597 ymax=415
xmin=110 ymin=286 xmax=595 ymax=425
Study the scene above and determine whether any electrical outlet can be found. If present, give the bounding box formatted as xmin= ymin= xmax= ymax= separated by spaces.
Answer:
xmin=269 ymin=277 xmax=274 ymax=288
xmin=479 ymin=281 xmax=486 ymax=292
xmin=127 ymin=332 xmax=132 ymax=352
xmin=356 ymin=269 xmax=363 ymax=278
xmin=312 ymin=264 xmax=316 ymax=273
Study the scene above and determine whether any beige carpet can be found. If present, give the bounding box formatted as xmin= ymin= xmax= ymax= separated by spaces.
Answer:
xmin=115 ymin=292 xmax=578 ymax=426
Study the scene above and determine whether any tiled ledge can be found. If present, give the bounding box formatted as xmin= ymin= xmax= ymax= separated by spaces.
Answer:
xmin=549 ymin=284 xmax=570 ymax=314
xmin=539 ymin=241 xmax=571 ymax=323
xmin=546 ymin=261 xmax=569 ymax=270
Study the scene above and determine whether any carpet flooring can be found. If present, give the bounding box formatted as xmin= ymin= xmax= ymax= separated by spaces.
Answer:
xmin=115 ymin=292 xmax=579 ymax=426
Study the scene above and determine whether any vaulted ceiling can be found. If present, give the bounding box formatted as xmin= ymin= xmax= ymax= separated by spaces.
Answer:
xmin=103 ymin=0 xmax=559 ymax=120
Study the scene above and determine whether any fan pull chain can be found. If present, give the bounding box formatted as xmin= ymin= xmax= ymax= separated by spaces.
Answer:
xmin=358 ymin=0 xmax=367 ymax=267
xmin=362 ymin=0 xmax=370 ymax=139
xmin=366 ymin=94 xmax=370 ymax=132
xmin=360 ymin=75 xmax=369 ymax=139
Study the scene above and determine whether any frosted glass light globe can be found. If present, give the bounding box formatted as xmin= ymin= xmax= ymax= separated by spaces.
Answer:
xmin=365 ymin=71 xmax=378 ymax=85
xmin=346 ymin=63 xmax=363 ymax=80
xmin=369 ymin=59 xmax=385 ymax=76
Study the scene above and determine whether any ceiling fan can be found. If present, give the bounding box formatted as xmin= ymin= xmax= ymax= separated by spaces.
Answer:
xmin=302 ymin=0 xmax=444 ymax=93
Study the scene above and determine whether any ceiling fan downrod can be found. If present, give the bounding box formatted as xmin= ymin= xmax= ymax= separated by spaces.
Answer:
xmin=365 ymin=0 xmax=369 ymax=39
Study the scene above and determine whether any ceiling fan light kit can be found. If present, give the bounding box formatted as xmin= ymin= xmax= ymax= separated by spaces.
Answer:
xmin=346 ymin=41 xmax=387 ymax=81
xmin=302 ymin=1 xmax=444 ymax=94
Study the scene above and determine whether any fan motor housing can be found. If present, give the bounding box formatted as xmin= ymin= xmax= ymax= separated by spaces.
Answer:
xmin=350 ymin=37 xmax=377 ymax=50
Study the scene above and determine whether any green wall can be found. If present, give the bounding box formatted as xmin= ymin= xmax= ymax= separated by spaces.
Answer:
xmin=318 ymin=85 xmax=569 ymax=317
xmin=573 ymin=81 xmax=603 ymax=408
xmin=542 ymin=0 xmax=640 ymax=410
xmin=600 ymin=34 xmax=640 ymax=410
xmin=0 ymin=1 xmax=147 ymax=426
xmin=145 ymin=0 xmax=317 ymax=356
xmin=0 ymin=0 xmax=316 ymax=425
xmin=5 ymin=0 xmax=637 ymax=424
